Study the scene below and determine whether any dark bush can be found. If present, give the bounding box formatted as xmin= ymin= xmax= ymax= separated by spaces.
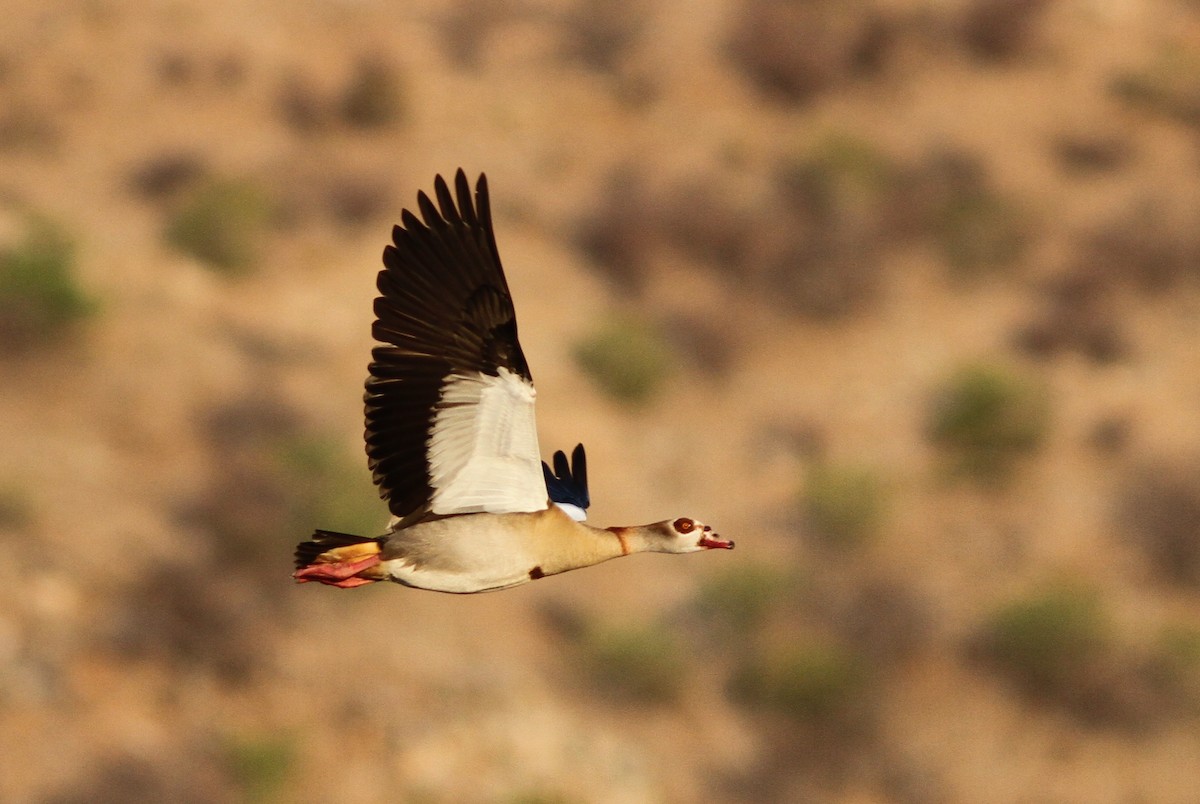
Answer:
xmin=727 ymin=0 xmax=895 ymax=104
xmin=1075 ymin=200 xmax=1200 ymax=294
xmin=322 ymin=173 xmax=391 ymax=227
xmin=1086 ymin=414 xmax=1132 ymax=455
xmin=47 ymin=752 xmax=228 ymax=804
xmin=893 ymin=148 xmax=1032 ymax=278
xmin=1109 ymin=44 xmax=1200 ymax=129
xmin=109 ymin=563 xmax=266 ymax=683
xmin=960 ymin=0 xmax=1051 ymax=62
xmin=439 ymin=0 xmax=514 ymax=70
xmin=0 ymin=101 xmax=60 ymax=152
xmin=340 ymin=57 xmax=406 ymax=129
xmin=655 ymin=178 xmax=752 ymax=275
xmin=833 ymin=578 xmax=933 ymax=664
xmin=126 ymin=151 xmax=208 ymax=200
xmin=574 ymin=165 xmax=658 ymax=295
xmin=1145 ymin=625 xmax=1200 ymax=717
xmin=560 ymin=0 xmax=647 ymax=73
xmin=1013 ymin=270 xmax=1128 ymax=363
xmin=277 ymin=72 xmax=328 ymax=133
xmin=1119 ymin=458 xmax=1200 ymax=588
xmin=0 ymin=485 xmax=32 ymax=529
xmin=657 ymin=310 xmax=736 ymax=379
xmin=1051 ymin=131 xmax=1132 ymax=175
xmin=764 ymin=135 xmax=902 ymax=316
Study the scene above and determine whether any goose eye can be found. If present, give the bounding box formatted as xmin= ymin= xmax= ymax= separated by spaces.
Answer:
xmin=673 ymin=517 xmax=695 ymax=534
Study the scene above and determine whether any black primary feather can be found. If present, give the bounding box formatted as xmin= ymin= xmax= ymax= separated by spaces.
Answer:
xmin=364 ymin=170 xmax=532 ymax=520
xmin=542 ymin=443 xmax=590 ymax=511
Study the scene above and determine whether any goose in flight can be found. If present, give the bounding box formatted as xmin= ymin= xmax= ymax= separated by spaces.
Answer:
xmin=293 ymin=170 xmax=732 ymax=594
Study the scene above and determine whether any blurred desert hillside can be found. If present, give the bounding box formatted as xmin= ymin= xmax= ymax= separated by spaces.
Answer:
xmin=2 ymin=0 xmax=1200 ymax=802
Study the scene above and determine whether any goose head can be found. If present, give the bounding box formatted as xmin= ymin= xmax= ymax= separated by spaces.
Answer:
xmin=614 ymin=517 xmax=734 ymax=554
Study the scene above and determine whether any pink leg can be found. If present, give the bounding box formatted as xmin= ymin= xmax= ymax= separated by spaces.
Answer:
xmin=293 ymin=554 xmax=382 ymax=586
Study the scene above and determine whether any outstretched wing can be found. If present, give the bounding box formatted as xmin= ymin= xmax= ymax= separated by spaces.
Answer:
xmin=365 ymin=169 xmax=546 ymax=521
xmin=542 ymin=443 xmax=590 ymax=522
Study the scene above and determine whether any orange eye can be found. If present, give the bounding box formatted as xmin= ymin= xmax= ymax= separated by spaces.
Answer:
xmin=673 ymin=518 xmax=695 ymax=533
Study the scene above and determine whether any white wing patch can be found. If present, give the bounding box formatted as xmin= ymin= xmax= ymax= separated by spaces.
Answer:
xmin=428 ymin=367 xmax=547 ymax=515
xmin=553 ymin=502 xmax=588 ymax=522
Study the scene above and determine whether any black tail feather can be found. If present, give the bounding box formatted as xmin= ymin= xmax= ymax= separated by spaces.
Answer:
xmin=542 ymin=443 xmax=590 ymax=512
xmin=294 ymin=530 xmax=379 ymax=569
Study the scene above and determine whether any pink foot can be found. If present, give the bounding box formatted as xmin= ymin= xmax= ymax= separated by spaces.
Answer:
xmin=325 ymin=575 xmax=376 ymax=588
xmin=293 ymin=554 xmax=382 ymax=586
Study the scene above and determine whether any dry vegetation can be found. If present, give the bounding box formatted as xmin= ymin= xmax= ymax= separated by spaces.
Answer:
xmin=2 ymin=0 xmax=1200 ymax=801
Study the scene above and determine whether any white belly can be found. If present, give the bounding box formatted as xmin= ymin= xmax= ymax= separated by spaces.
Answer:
xmin=380 ymin=513 xmax=544 ymax=594
xmin=385 ymin=561 xmax=532 ymax=593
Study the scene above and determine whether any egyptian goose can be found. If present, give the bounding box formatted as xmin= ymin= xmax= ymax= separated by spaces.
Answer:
xmin=293 ymin=170 xmax=733 ymax=594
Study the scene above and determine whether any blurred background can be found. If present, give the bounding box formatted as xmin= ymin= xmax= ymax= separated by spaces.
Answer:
xmin=1 ymin=0 xmax=1199 ymax=801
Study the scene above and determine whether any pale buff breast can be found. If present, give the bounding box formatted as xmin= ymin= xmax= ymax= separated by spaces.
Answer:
xmin=378 ymin=508 xmax=623 ymax=594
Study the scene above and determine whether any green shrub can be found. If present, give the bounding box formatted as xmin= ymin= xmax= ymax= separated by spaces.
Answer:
xmin=926 ymin=363 xmax=1048 ymax=483
xmin=972 ymin=583 xmax=1198 ymax=727
xmin=579 ymin=621 xmax=685 ymax=703
xmin=165 ymin=179 xmax=272 ymax=274
xmin=785 ymin=133 xmax=899 ymax=216
xmin=695 ymin=562 xmax=798 ymax=634
xmin=973 ymin=582 xmax=1108 ymax=699
xmin=730 ymin=640 xmax=868 ymax=723
xmin=932 ymin=191 xmax=1028 ymax=277
xmin=1152 ymin=624 xmax=1200 ymax=712
xmin=1160 ymin=624 xmax=1200 ymax=669
xmin=802 ymin=464 xmax=885 ymax=549
xmin=573 ymin=315 xmax=671 ymax=404
xmin=0 ymin=216 xmax=94 ymax=347
xmin=276 ymin=435 xmax=381 ymax=540
xmin=225 ymin=733 xmax=295 ymax=802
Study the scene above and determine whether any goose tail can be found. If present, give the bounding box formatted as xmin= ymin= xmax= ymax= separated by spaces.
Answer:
xmin=293 ymin=530 xmax=384 ymax=588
